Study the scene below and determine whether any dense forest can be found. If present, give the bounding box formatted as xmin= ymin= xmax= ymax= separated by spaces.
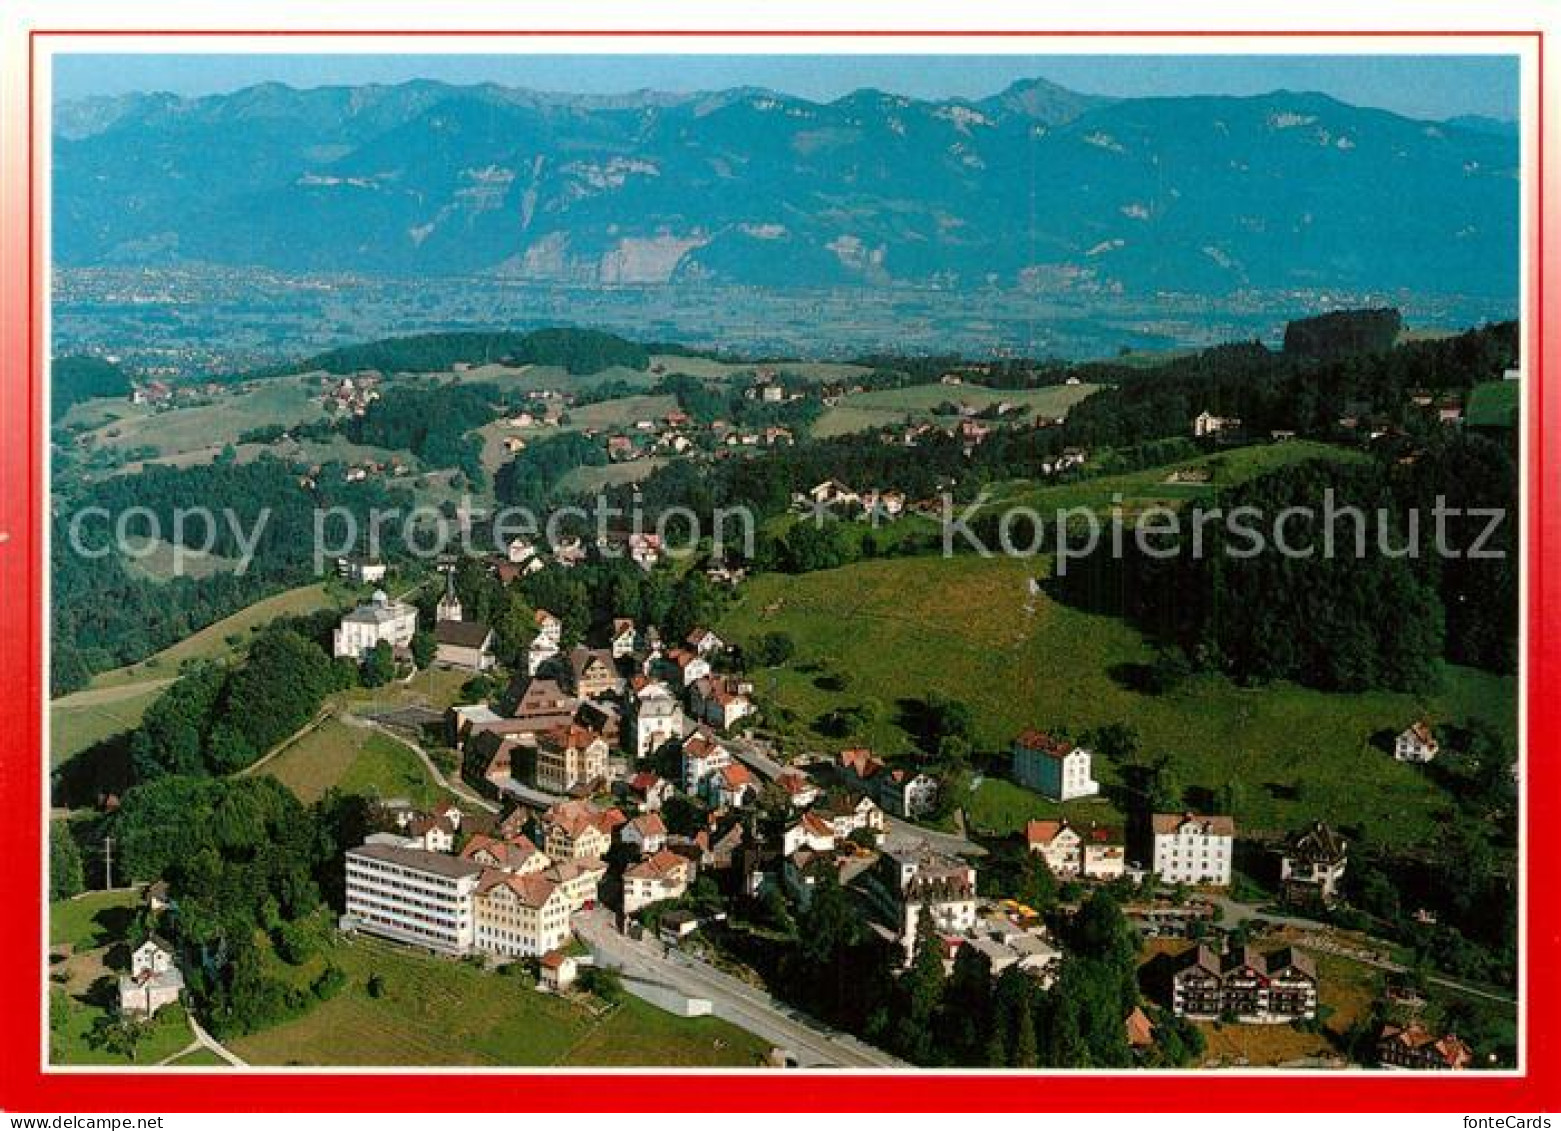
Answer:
xmin=1050 ymin=436 xmax=1517 ymax=690
xmin=51 ymin=456 xmax=416 ymax=692
xmin=129 ymin=618 xmax=351 ymax=780
xmin=52 ymin=355 xmax=133 ymax=418
xmin=344 ymin=382 xmax=498 ymax=486
xmin=239 ymin=326 xmax=650 ymax=381
xmin=105 ymin=773 xmax=371 ymax=1038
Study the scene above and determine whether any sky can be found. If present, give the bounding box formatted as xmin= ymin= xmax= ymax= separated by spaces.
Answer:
xmin=51 ymin=53 xmax=1519 ymax=122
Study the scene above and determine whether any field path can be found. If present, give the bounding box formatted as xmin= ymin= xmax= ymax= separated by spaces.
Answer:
xmin=350 ymin=715 xmax=498 ymax=814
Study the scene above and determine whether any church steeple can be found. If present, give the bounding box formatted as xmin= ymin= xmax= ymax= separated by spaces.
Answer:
xmin=436 ymin=568 xmax=462 ymax=623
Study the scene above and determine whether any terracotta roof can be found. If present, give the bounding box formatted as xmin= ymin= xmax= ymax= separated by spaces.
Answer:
xmin=1025 ymin=819 xmax=1068 ymax=847
xmin=1125 ymin=1006 xmax=1156 ymax=1049
xmin=719 ymin=763 xmax=755 ymax=788
xmin=627 ymin=813 xmax=668 ymax=838
xmin=478 ymin=870 xmax=561 ymax=909
xmin=461 ymin=833 xmax=541 ymax=870
xmin=1013 ymin=728 xmax=1075 ymax=759
xmin=540 ymin=950 xmax=571 ymax=969
xmin=626 ymin=848 xmax=690 ymax=882
xmin=839 ymin=748 xmax=884 ymax=780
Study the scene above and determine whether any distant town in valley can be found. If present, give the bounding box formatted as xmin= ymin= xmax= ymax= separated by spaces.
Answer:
xmin=47 ymin=60 xmax=1520 ymax=1073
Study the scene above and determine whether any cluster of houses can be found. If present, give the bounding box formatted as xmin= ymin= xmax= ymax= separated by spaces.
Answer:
xmin=318 ymin=371 xmax=382 ymax=416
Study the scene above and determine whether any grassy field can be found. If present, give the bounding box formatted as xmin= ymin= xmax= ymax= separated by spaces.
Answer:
xmin=651 ymin=355 xmax=872 ymax=385
xmin=50 ymin=681 xmax=169 ymax=769
xmin=258 ymin=716 xmax=456 ymax=807
xmin=228 ymin=935 xmax=771 ymax=1067
xmin=978 ymin=440 xmax=1369 ymax=520
xmin=813 ymin=382 xmax=1099 ymax=439
xmin=51 ymin=887 xmax=143 ymax=951
xmin=1466 ymin=380 xmax=1521 ymax=429
xmin=122 ymin=536 xmax=242 ymax=582
xmin=716 ymin=554 xmax=1515 ymax=846
xmin=83 ymin=581 xmax=342 ymax=693
xmin=557 ymin=457 xmax=673 ymax=495
xmin=49 ymin=890 xmax=198 ymax=1066
xmin=164 ymin=1046 xmax=231 ymax=1067
xmin=80 ymin=378 xmax=322 ymax=458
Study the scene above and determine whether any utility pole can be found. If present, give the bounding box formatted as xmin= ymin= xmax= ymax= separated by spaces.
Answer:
xmin=103 ymin=835 xmax=114 ymax=891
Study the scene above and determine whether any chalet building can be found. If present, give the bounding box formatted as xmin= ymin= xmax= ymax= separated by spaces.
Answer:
xmin=1170 ymin=945 xmax=1317 ymax=1023
xmin=1395 ymin=721 xmax=1440 ymax=764
xmin=1026 ymin=818 xmax=1126 ymax=881
xmin=1011 ymin=729 xmax=1099 ymax=802
xmin=1150 ymin=812 xmax=1235 ymax=887
xmin=1376 ymin=1023 xmax=1475 ymax=1071
xmin=1280 ymin=822 xmax=1349 ymax=908
xmin=461 ymin=833 xmax=549 ymax=876
xmin=567 ymin=647 xmax=621 ymax=699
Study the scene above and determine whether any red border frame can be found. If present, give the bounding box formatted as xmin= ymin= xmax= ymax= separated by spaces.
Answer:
xmin=2 ymin=26 xmax=1553 ymax=1113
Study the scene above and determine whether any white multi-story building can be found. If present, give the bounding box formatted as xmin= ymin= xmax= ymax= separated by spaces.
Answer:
xmin=1011 ymin=729 xmax=1099 ymax=802
xmin=633 ymin=687 xmax=684 ymax=761
xmin=332 ymin=589 xmax=418 ymax=661
xmin=344 ymin=841 xmax=482 ymax=955
xmin=884 ymin=848 xmax=978 ymax=962
xmin=1151 ymin=812 xmax=1235 ymax=887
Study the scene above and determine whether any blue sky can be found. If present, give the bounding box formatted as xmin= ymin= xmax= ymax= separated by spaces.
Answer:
xmin=52 ymin=53 xmax=1518 ymax=121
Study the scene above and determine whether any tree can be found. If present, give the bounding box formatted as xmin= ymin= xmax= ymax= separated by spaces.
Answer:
xmin=753 ymin=631 xmax=796 ymax=667
xmin=361 ymin=640 xmax=396 ymax=688
xmin=410 ymin=630 xmax=436 ymax=669
xmin=50 ymin=820 xmax=85 ymax=901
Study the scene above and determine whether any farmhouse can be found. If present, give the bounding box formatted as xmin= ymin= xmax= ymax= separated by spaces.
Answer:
xmin=1376 ymin=1023 xmax=1475 ymax=1071
xmin=118 ymin=936 xmax=185 ymax=1017
xmin=1394 ymin=721 xmax=1440 ymax=764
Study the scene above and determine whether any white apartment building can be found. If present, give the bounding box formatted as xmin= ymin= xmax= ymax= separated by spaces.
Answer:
xmin=344 ymin=841 xmax=482 ymax=955
xmin=1151 ymin=812 xmax=1236 ymax=887
xmin=332 ymin=589 xmax=418 ymax=661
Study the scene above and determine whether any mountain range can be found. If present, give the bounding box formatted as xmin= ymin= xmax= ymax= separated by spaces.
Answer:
xmin=52 ymin=76 xmax=1519 ymax=298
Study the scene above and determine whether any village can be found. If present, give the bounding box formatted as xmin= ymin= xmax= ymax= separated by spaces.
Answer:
xmin=136 ymin=532 xmax=1471 ymax=1071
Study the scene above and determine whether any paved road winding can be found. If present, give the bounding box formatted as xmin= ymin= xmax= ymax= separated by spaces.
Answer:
xmin=574 ymin=910 xmax=905 ymax=1069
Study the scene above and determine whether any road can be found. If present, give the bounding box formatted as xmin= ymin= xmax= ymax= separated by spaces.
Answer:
xmin=575 ymin=910 xmax=906 ymax=1069
xmin=726 ymin=734 xmax=984 ymax=858
xmin=1211 ymin=895 xmax=1516 ymax=1006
